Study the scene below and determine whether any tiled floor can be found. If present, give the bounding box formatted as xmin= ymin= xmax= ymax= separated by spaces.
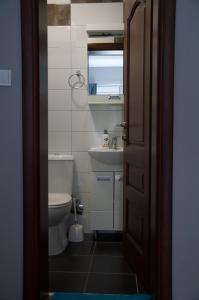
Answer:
xmin=49 ymin=238 xmax=144 ymax=295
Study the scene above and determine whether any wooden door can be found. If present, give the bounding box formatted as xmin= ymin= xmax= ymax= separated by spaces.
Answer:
xmin=123 ymin=0 xmax=152 ymax=290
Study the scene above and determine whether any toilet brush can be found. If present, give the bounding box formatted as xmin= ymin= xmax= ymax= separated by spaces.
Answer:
xmin=68 ymin=197 xmax=84 ymax=242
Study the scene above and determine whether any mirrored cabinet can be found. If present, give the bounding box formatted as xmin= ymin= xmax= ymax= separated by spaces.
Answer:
xmin=87 ymin=29 xmax=124 ymax=105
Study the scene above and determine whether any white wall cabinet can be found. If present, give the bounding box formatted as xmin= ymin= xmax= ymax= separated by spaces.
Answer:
xmin=90 ymin=171 xmax=123 ymax=231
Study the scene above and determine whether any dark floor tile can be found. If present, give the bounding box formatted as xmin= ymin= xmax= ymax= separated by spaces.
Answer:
xmin=49 ymin=272 xmax=87 ymax=292
xmin=94 ymin=242 xmax=123 ymax=256
xmin=95 ymin=231 xmax=123 ymax=242
xmin=86 ymin=273 xmax=137 ymax=294
xmin=65 ymin=241 xmax=95 ymax=256
xmin=49 ymin=255 xmax=91 ymax=272
xmin=84 ymin=233 xmax=94 ymax=241
xmin=91 ymin=256 xmax=133 ymax=274
xmin=50 ymin=241 xmax=94 ymax=258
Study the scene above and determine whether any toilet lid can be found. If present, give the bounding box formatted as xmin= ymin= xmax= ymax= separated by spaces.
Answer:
xmin=48 ymin=193 xmax=72 ymax=207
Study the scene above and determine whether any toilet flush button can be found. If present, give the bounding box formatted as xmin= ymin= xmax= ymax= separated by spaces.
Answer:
xmin=0 ymin=70 xmax=12 ymax=86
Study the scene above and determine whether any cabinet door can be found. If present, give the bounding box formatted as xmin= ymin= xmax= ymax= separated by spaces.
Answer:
xmin=90 ymin=172 xmax=113 ymax=211
xmin=90 ymin=172 xmax=114 ymax=230
xmin=90 ymin=211 xmax=113 ymax=231
xmin=114 ymin=172 xmax=123 ymax=230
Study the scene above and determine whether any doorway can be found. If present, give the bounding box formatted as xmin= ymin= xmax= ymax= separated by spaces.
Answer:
xmin=47 ymin=2 xmax=137 ymax=294
xmin=21 ymin=0 xmax=176 ymax=300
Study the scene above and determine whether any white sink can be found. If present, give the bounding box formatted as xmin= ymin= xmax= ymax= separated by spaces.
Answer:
xmin=88 ymin=147 xmax=123 ymax=165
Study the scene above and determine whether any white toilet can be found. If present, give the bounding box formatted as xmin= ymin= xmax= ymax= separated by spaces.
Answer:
xmin=48 ymin=153 xmax=74 ymax=256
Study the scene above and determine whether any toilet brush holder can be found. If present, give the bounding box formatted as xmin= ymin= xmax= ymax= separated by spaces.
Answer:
xmin=69 ymin=223 xmax=84 ymax=242
xmin=69 ymin=197 xmax=84 ymax=242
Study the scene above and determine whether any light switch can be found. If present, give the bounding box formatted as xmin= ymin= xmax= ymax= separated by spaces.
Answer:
xmin=0 ymin=70 xmax=12 ymax=86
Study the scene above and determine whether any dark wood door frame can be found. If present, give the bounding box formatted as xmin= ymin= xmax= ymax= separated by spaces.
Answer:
xmin=21 ymin=0 xmax=48 ymax=299
xmin=21 ymin=0 xmax=175 ymax=299
xmin=151 ymin=1 xmax=176 ymax=299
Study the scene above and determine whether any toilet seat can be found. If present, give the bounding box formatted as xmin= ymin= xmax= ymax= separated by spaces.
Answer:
xmin=49 ymin=193 xmax=72 ymax=208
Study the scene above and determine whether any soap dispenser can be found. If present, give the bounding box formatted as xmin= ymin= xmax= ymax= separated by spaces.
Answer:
xmin=102 ymin=129 xmax=109 ymax=148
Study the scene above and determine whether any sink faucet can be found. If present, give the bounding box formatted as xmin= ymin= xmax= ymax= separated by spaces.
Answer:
xmin=109 ymin=136 xmax=119 ymax=150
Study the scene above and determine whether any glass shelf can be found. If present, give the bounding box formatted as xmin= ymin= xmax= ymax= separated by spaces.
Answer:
xmin=88 ymin=95 xmax=124 ymax=105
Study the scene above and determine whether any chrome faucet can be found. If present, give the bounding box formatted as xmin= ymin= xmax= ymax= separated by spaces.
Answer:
xmin=109 ymin=136 xmax=119 ymax=150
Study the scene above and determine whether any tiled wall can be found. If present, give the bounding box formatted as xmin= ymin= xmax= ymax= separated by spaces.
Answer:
xmin=48 ymin=2 xmax=123 ymax=232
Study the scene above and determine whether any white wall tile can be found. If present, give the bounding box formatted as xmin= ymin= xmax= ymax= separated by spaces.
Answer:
xmin=72 ymin=132 xmax=103 ymax=151
xmin=71 ymin=3 xmax=123 ymax=25
xmin=48 ymin=90 xmax=71 ymax=111
xmin=72 ymin=89 xmax=89 ymax=110
xmin=48 ymin=46 xmax=71 ymax=68
xmin=73 ymin=171 xmax=91 ymax=194
xmin=72 ymin=111 xmax=92 ymax=132
xmin=73 ymin=152 xmax=90 ymax=172
xmin=48 ymin=26 xmax=71 ymax=47
xmin=71 ymin=26 xmax=87 ymax=47
xmin=71 ymin=47 xmax=87 ymax=69
xmin=72 ymin=110 xmax=123 ymax=132
xmin=48 ymin=131 xmax=72 ymax=152
xmin=48 ymin=69 xmax=71 ymax=89
xmin=48 ymin=111 xmax=71 ymax=131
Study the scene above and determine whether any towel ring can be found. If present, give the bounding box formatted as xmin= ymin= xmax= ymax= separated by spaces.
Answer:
xmin=68 ymin=71 xmax=86 ymax=89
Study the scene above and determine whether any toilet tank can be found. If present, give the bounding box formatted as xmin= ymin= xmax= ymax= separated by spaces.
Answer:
xmin=48 ymin=153 xmax=74 ymax=195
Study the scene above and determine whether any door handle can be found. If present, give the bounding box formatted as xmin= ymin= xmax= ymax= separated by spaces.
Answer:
xmin=115 ymin=175 xmax=123 ymax=182
xmin=117 ymin=122 xmax=127 ymax=129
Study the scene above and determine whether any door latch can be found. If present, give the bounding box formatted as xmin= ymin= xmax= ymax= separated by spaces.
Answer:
xmin=117 ymin=121 xmax=127 ymax=129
